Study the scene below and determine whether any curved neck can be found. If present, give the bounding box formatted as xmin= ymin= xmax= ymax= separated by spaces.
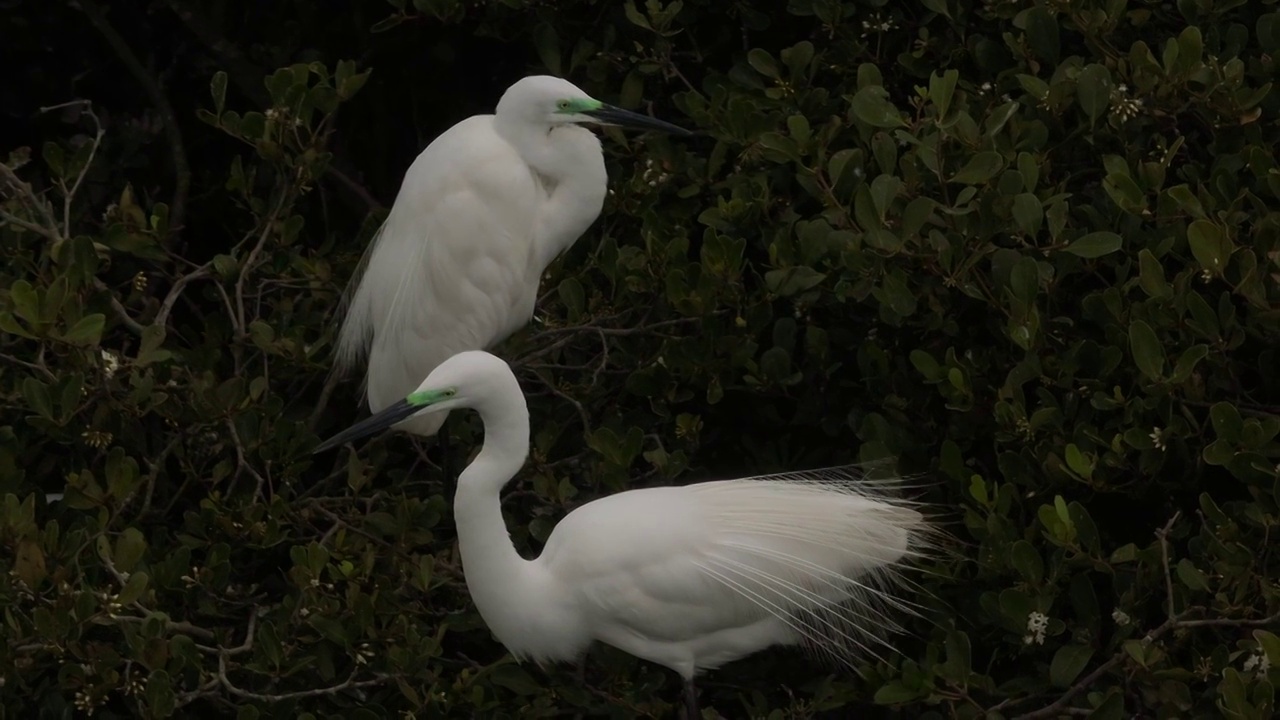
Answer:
xmin=451 ymin=376 xmax=535 ymax=630
xmin=493 ymin=119 xmax=607 ymax=271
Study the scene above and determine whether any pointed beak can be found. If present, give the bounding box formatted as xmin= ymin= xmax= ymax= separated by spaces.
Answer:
xmin=583 ymin=104 xmax=692 ymax=135
xmin=312 ymin=398 xmax=421 ymax=454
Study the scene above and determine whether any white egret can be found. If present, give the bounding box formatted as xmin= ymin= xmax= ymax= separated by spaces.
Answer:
xmin=314 ymin=351 xmax=938 ymax=716
xmin=330 ymin=76 xmax=691 ymax=438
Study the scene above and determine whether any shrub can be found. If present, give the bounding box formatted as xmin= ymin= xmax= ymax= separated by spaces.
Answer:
xmin=2 ymin=0 xmax=1278 ymax=717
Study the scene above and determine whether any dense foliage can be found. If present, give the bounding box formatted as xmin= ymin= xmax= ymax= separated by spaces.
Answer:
xmin=3 ymin=0 xmax=1280 ymax=717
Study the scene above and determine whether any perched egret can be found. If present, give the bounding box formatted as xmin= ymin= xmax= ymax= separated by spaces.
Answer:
xmin=314 ymin=351 xmax=938 ymax=716
xmin=330 ymin=76 xmax=691 ymax=438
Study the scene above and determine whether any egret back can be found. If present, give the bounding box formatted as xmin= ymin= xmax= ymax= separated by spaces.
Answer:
xmin=331 ymin=116 xmax=547 ymax=434
xmin=537 ymin=468 xmax=934 ymax=675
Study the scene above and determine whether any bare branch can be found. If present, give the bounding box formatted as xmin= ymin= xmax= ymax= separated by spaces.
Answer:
xmin=92 ymin=277 xmax=147 ymax=336
xmin=154 ymin=263 xmax=212 ymax=329
xmin=0 ymin=163 xmax=62 ymax=240
xmin=1157 ymin=511 xmax=1180 ymax=622
xmin=235 ymin=191 xmax=290 ymax=335
xmin=37 ymin=100 xmax=105 ymax=234
xmin=217 ymin=653 xmax=388 ymax=702
xmin=225 ymin=417 xmax=270 ymax=498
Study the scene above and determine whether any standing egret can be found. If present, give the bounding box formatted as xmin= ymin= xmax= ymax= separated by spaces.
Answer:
xmin=330 ymin=76 xmax=691 ymax=439
xmin=314 ymin=351 xmax=938 ymax=716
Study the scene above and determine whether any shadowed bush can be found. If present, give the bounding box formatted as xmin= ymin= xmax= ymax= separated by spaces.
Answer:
xmin=2 ymin=0 xmax=1278 ymax=717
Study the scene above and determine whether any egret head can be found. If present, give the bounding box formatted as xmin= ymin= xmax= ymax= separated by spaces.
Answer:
xmin=312 ymin=351 xmax=512 ymax=454
xmin=496 ymin=75 xmax=691 ymax=136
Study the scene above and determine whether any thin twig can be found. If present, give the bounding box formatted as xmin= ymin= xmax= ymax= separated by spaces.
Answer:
xmin=1157 ymin=511 xmax=1180 ymax=622
xmin=225 ymin=417 xmax=269 ymax=498
xmin=37 ymin=101 xmax=104 ymax=234
xmin=235 ymin=191 xmax=291 ymax=335
xmin=308 ymin=368 xmax=343 ymax=432
xmin=154 ymin=263 xmax=212 ymax=329
xmin=216 ymin=654 xmax=387 ymax=702
xmin=93 ymin=278 xmax=147 ymax=336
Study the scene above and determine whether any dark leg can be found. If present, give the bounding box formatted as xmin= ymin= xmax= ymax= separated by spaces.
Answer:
xmin=683 ymin=677 xmax=699 ymax=720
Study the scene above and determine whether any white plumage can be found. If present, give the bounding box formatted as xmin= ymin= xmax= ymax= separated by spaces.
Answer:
xmin=330 ymin=76 xmax=689 ymax=436
xmin=314 ymin=351 xmax=938 ymax=715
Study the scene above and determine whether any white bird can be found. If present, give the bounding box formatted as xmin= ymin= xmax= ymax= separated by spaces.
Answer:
xmin=314 ymin=351 xmax=938 ymax=717
xmin=329 ymin=76 xmax=690 ymax=438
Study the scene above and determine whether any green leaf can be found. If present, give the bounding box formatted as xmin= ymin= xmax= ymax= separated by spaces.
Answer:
xmin=1186 ymin=219 xmax=1232 ymax=273
xmin=1024 ymin=6 xmax=1060 ymax=63
xmin=1137 ymin=250 xmax=1171 ymax=298
xmin=1076 ymin=64 xmax=1112 ymax=123
xmin=10 ymin=279 xmax=40 ymax=325
xmin=949 ymin=152 xmax=1004 ymax=184
xmin=1010 ymin=540 xmax=1043 ymax=584
xmin=850 ymin=86 xmax=906 ymax=128
xmin=557 ymin=278 xmax=585 ymax=319
xmin=1012 ymin=193 xmax=1043 ymax=235
xmin=1128 ymin=319 xmax=1164 ymax=381
xmin=1209 ymin=402 xmax=1243 ymax=442
xmin=1255 ymin=630 xmax=1280 ymax=668
xmin=62 ymin=313 xmax=105 ymax=346
xmin=137 ymin=324 xmax=171 ymax=367
xmin=114 ymin=527 xmax=147 ymax=574
xmin=488 ymin=664 xmax=542 ymax=695
xmin=929 ymin=69 xmax=959 ymax=118
xmin=21 ymin=377 xmax=55 ymax=421
xmin=117 ymin=571 xmax=149 ymax=605
xmin=873 ymin=681 xmax=922 ymax=704
xmin=1176 ymin=558 xmax=1210 ymax=591
xmin=211 ymin=71 xmax=228 ymax=115
xmin=765 ymin=267 xmax=827 ymax=297
xmin=1049 ymin=645 xmax=1094 ymax=687
xmin=747 ymin=49 xmax=780 ymax=79
xmin=1064 ymin=232 xmax=1123 ymax=258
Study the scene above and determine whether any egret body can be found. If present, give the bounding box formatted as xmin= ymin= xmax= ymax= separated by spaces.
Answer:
xmin=331 ymin=76 xmax=690 ymax=437
xmin=315 ymin=351 xmax=937 ymax=715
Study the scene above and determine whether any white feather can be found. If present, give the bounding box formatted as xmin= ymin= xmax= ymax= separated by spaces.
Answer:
xmin=328 ymin=78 xmax=610 ymax=437
xmin=325 ymin=350 xmax=942 ymax=692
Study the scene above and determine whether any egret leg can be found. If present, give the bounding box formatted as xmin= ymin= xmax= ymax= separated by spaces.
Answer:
xmin=683 ymin=678 xmax=699 ymax=720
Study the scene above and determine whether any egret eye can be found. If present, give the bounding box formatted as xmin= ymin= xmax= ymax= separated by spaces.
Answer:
xmin=556 ymin=100 xmax=571 ymax=111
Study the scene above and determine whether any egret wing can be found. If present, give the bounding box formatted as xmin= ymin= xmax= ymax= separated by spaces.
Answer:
xmin=539 ymin=468 xmax=932 ymax=670
xmin=332 ymin=116 xmax=543 ymax=415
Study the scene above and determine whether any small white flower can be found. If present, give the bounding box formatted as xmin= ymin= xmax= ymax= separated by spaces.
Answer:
xmin=1024 ymin=611 xmax=1049 ymax=645
xmin=100 ymin=349 xmax=120 ymax=379
xmin=1149 ymin=427 xmax=1167 ymax=451
xmin=1243 ymin=650 xmax=1270 ymax=677
xmin=1018 ymin=607 xmax=1049 ymax=640
xmin=1111 ymin=608 xmax=1131 ymax=625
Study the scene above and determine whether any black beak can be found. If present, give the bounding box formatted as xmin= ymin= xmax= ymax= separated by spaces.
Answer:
xmin=313 ymin=398 xmax=422 ymax=454
xmin=583 ymin=104 xmax=692 ymax=135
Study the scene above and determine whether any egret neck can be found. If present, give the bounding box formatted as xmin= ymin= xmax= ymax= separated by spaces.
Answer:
xmin=448 ymin=371 xmax=548 ymax=653
xmin=493 ymin=117 xmax=607 ymax=273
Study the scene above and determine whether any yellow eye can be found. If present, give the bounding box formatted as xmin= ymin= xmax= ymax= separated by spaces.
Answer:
xmin=557 ymin=100 xmax=571 ymax=110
